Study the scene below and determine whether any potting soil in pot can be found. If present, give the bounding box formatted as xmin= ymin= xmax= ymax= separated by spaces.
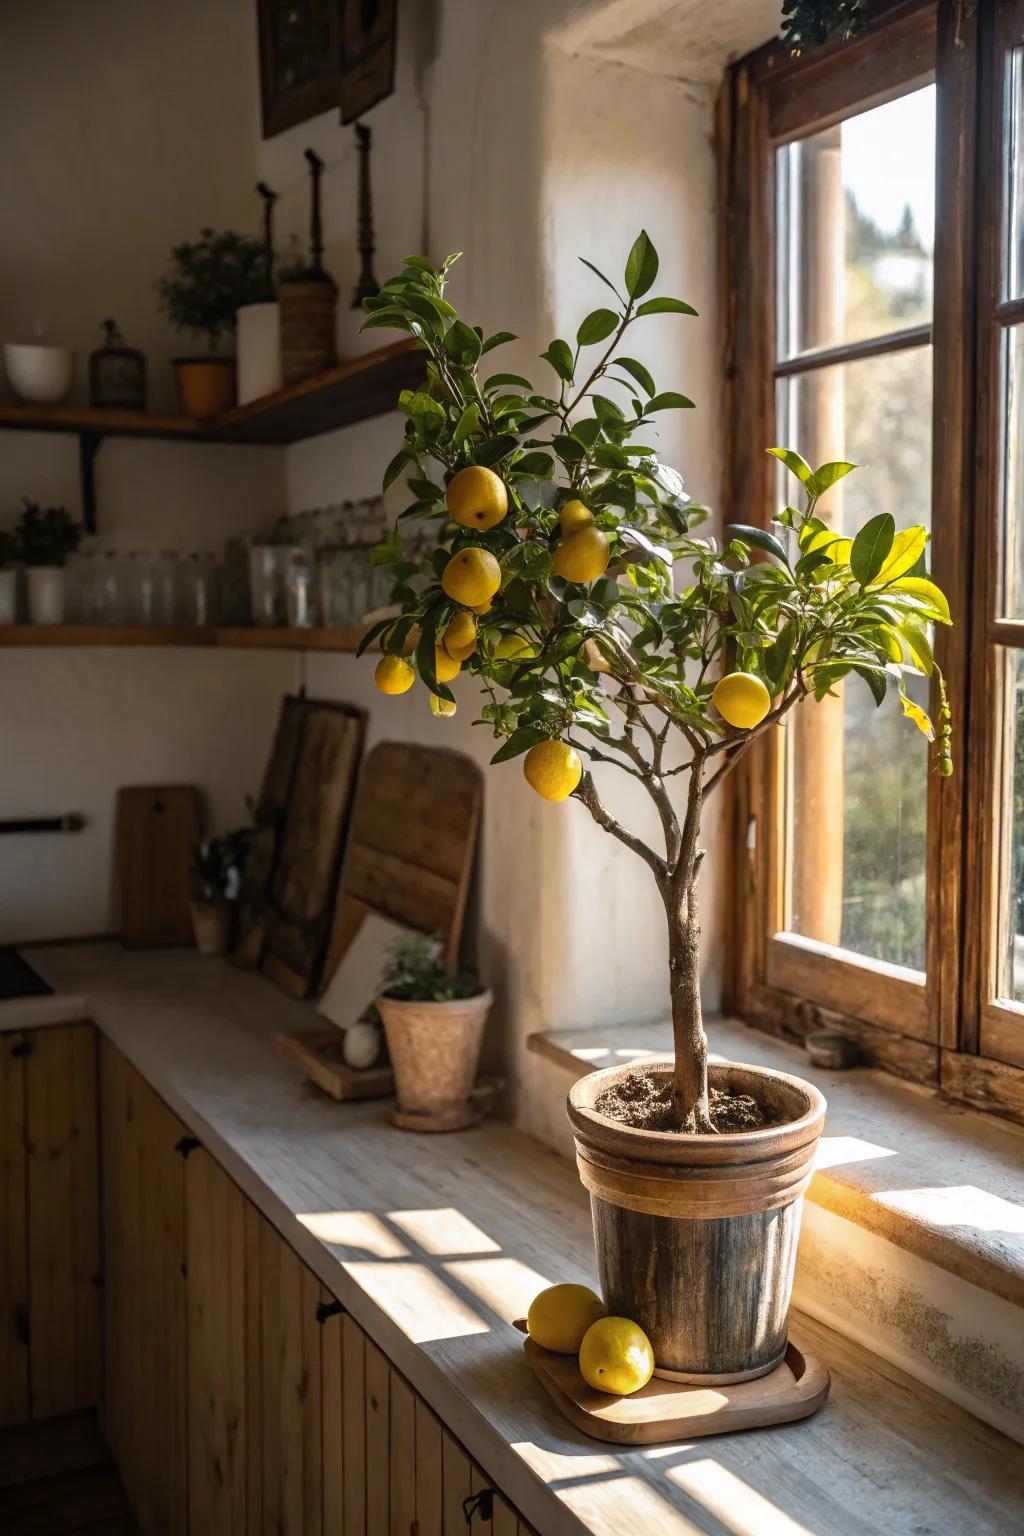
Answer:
xmin=594 ymin=1067 xmax=783 ymax=1133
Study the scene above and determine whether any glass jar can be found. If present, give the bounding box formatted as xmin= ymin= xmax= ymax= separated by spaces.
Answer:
xmin=154 ymin=551 xmax=180 ymax=628
xmin=286 ymin=552 xmax=316 ymax=628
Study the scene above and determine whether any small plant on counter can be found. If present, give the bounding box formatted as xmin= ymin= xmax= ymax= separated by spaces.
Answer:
xmin=189 ymin=826 xmax=253 ymax=905
xmin=374 ymin=933 xmax=492 ymax=1133
xmin=15 ymin=499 xmax=81 ymax=568
xmin=378 ymin=932 xmax=481 ymax=1003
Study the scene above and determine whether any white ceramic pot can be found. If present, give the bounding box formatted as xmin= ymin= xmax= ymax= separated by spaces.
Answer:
xmin=236 ymin=302 xmax=281 ymax=405
xmin=0 ymin=569 xmax=17 ymax=625
xmin=4 ymin=343 xmax=74 ymax=404
xmin=27 ymin=566 xmax=65 ymax=625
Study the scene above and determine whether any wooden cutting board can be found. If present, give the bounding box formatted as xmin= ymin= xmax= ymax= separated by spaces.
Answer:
xmin=116 ymin=786 xmax=201 ymax=947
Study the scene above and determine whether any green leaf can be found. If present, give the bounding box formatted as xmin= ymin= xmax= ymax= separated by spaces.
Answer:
xmin=852 ymin=663 xmax=888 ymax=707
xmin=382 ymin=448 xmax=410 ymax=493
xmin=624 ymin=230 xmax=659 ymax=299
xmin=402 ymin=254 xmax=439 ymax=275
xmin=634 ymin=296 xmax=697 ymax=317
xmin=727 ymin=524 xmax=789 ymax=563
xmin=899 ymin=681 xmax=935 ymax=740
xmin=808 ymin=460 xmax=857 ymax=495
xmin=552 ymin=434 xmax=585 ymax=464
xmin=895 ymin=620 xmax=934 ymax=674
xmin=872 ymin=525 xmax=928 ymax=585
xmin=592 ymin=394 xmax=625 ymax=428
xmin=482 ymin=331 xmax=517 ymax=354
xmin=571 ymin=417 xmax=602 ymax=451
xmin=850 ymin=513 xmax=896 ymax=586
xmin=645 ymin=391 xmax=695 ymax=412
xmin=453 ymin=402 xmax=480 ymax=445
xmin=542 ymin=339 xmax=574 ymax=383
xmin=355 ymin=617 xmax=392 ymax=657
xmin=614 ymin=357 xmax=656 ymax=396
xmin=767 ymin=446 xmax=814 ymax=485
xmin=491 ymin=727 xmax=549 ymax=765
xmin=484 ymin=372 xmax=533 ymax=391
xmin=445 ymin=320 xmax=483 ymax=366
xmin=415 ymin=618 xmax=454 ymax=703
xmin=509 ymin=451 xmax=555 ymax=478
xmin=888 ymin=576 xmax=951 ymax=624
xmin=473 ymin=433 xmax=519 ymax=466
xmin=360 ymin=308 xmax=412 ymax=332
xmin=579 ymin=256 xmax=625 ymax=303
xmin=577 ymin=308 xmax=620 ymax=347
xmin=764 ymin=620 xmax=797 ymax=689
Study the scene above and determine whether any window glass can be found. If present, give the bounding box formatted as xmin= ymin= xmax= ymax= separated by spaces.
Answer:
xmin=776 ymin=87 xmax=937 ymax=359
xmin=996 ymin=649 xmax=1024 ymax=1005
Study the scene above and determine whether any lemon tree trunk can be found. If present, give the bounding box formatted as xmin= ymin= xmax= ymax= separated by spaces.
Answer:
xmin=664 ymin=860 xmax=712 ymax=1134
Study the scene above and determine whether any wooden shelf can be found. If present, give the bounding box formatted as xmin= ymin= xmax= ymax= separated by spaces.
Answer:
xmin=0 ymin=339 xmax=422 ymax=447
xmin=0 ymin=625 xmax=368 ymax=652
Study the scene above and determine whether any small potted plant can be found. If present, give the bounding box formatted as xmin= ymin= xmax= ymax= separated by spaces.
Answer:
xmin=188 ymin=826 xmax=252 ymax=956
xmin=156 ymin=229 xmax=272 ymax=418
xmin=16 ymin=499 xmax=82 ymax=624
xmin=375 ymin=933 xmax=492 ymax=1132
xmin=361 ymin=234 xmax=953 ymax=1379
xmin=0 ymin=529 xmax=18 ymax=624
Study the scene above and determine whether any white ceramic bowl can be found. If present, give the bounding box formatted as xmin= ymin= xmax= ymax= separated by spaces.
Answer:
xmin=4 ymin=342 xmax=74 ymax=404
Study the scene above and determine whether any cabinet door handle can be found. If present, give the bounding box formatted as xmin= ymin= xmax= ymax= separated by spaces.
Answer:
xmin=10 ymin=1039 xmax=34 ymax=1058
xmin=463 ymin=1490 xmax=494 ymax=1524
xmin=174 ymin=1135 xmax=201 ymax=1158
xmin=316 ymin=1299 xmax=345 ymax=1325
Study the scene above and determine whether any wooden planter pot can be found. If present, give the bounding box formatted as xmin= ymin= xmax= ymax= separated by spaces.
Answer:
xmin=173 ymin=358 xmax=236 ymax=419
xmin=277 ymin=278 xmax=337 ymax=386
xmin=376 ymin=990 xmax=493 ymax=1132
xmin=567 ymin=1058 xmax=826 ymax=1383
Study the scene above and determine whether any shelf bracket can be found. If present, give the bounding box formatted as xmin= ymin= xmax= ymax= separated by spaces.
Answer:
xmin=79 ymin=430 xmax=104 ymax=535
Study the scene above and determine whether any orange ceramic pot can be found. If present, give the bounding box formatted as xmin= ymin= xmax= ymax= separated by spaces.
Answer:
xmin=173 ymin=357 xmax=236 ymax=419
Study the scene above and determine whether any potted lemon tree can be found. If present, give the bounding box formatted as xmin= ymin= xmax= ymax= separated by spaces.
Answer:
xmin=359 ymin=235 xmax=952 ymax=1382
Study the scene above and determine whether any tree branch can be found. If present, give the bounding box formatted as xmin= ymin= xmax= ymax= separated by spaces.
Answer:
xmin=701 ymin=688 xmax=805 ymax=798
xmin=573 ymin=771 xmax=668 ymax=881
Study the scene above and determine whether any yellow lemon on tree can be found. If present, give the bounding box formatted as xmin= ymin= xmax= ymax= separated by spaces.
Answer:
xmin=374 ymin=655 xmax=414 ymax=696
xmin=712 ymin=671 xmax=771 ymax=730
xmin=527 ymin=1284 xmax=608 ymax=1355
xmin=446 ymin=466 xmax=509 ymax=530
xmin=430 ymin=695 xmax=457 ymax=718
xmin=433 ymin=646 xmax=461 ymax=684
xmin=553 ymin=526 xmax=610 ymax=584
xmin=578 ymin=1317 xmax=655 ymax=1396
xmin=443 ymin=611 xmax=478 ymax=661
xmin=523 ymin=740 xmax=583 ymax=802
xmin=559 ymin=498 xmax=594 ymax=535
xmin=473 ymin=599 xmax=493 ymax=616
xmin=442 ymin=547 xmax=502 ymax=607
xmin=493 ymin=633 xmax=537 ymax=660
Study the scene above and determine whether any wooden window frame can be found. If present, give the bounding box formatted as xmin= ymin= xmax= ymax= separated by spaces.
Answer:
xmin=719 ymin=0 xmax=1024 ymax=1124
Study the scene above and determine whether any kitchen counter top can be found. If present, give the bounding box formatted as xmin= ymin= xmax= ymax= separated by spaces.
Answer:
xmin=10 ymin=942 xmax=1024 ymax=1536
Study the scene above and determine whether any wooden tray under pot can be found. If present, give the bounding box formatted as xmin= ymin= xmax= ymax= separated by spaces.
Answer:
xmin=513 ymin=1321 xmax=829 ymax=1444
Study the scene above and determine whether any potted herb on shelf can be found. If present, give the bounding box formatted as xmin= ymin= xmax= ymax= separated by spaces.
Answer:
xmin=0 ymin=529 xmax=18 ymax=624
xmin=360 ymin=235 xmax=954 ymax=1380
xmin=375 ymin=933 xmax=492 ymax=1132
xmin=188 ymin=826 xmax=252 ymax=956
xmin=156 ymin=228 xmax=272 ymax=418
xmin=16 ymin=499 xmax=82 ymax=624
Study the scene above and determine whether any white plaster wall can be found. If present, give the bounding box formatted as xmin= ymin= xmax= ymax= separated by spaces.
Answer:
xmin=0 ymin=0 xmax=290 ymax=942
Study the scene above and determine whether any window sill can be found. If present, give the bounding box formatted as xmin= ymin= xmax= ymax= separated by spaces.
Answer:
xmin=527 ymin=1015 xmax=1024 ymax=1310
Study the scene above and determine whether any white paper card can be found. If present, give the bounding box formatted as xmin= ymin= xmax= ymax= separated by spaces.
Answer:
xmin=318 ymin=910 xmax=418 ymax=1033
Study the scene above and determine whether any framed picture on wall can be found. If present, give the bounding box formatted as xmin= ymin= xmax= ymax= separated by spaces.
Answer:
xmin=257 ymin=0 xmax=344 ymax=138
xmin=340 ymin=0 xmax=399 ymax=124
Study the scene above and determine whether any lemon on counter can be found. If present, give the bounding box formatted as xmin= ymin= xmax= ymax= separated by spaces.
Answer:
xmin=578 ymin=1316 xmax=655 ymax=1396
xmin=526 ymin=1284 xmax=607 ymax=1355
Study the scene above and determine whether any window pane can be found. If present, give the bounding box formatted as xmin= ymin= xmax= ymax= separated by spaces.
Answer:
xmin=1006 ymin=48 xmax=1024 ymax=299
xmin=996 ymin=650 xmax=1024 ymax=1004
xmin=776 ymin=86 xmax=936 ymax=360
xmin=1002 ymin=326 xmax=1024 ymax=615
xmin=776 ymin=346 xmax=932 ymax=973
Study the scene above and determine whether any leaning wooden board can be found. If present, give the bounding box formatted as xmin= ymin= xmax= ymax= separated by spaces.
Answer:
xmin=116 ymin=785 xmax=201 ymax=947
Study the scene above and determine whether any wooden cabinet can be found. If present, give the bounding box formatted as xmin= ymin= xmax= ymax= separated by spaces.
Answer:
xmin=0 ymin=1023 xmax=100 ymax=1428
xmin=101 ymin=1039 xmax=188 ymax=1536
xmin=99 ymin=1041 xmax=534 ymax=1536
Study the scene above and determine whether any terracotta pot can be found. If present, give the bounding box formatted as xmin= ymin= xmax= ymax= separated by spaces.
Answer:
xmin=567 ymin=1057 xmax=826 ymax=1383
xmin=277 ymin=278 xmax=337 ymax=386
xmin=173 ymin=357 xmax=236 ymax=419
xmin=376 ymin=990 xmax=492 ymax=1129
xmin=189 ymin=900 xmax=229 ymax=957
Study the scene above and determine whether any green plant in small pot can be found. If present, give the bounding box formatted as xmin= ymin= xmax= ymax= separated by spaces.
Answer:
xmin=375 ymin=933 xmax=492 ymax=1133
xmin=157 ymin=229 xmax=273 ymax=418
xmin=16 ymin=499 xmax=82 ymax=625
xmin=188 ymin=826 xmax=252 ymax=956
xmin=359 ymin=234 xmax=954 ymax=1382
xmin=0 ymin=528 xmax=18 ymax=625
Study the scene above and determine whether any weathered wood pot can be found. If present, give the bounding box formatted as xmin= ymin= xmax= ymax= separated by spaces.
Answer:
xmin=376 ymin=990 xmax=492 ymax=1132
xmin=567 ymin=1058 xmax=826 ymax=1383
